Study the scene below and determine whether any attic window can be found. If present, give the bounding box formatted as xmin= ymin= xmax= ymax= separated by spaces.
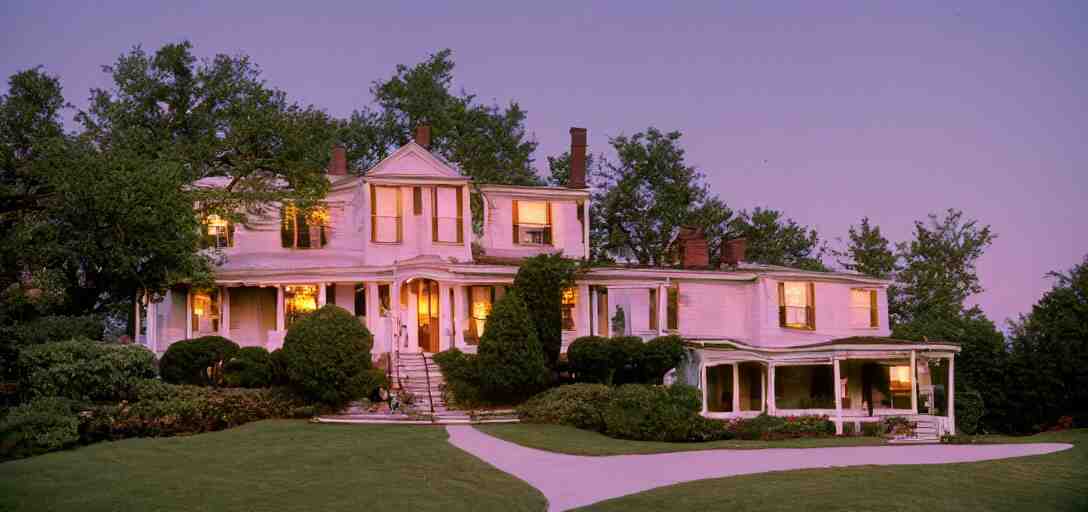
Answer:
xmin=512 ymin=200 xmax=552 ymax=246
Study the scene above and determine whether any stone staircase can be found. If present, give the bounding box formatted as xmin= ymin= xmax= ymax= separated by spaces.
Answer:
xmin=889 ymin=415 xmax=941 ymax=444
xmin=394 ymin=352 xmax=447 ymax=415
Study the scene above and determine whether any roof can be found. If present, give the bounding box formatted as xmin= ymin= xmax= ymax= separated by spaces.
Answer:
xmin=685 ymin=336 xmax=960 ymax=353
xmin=795 ymin=336 xmax=960 ymax=349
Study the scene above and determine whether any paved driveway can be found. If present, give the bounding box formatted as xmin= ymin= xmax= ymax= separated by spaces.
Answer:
xmin=446 ymin=425 xmax=1072 ymax=511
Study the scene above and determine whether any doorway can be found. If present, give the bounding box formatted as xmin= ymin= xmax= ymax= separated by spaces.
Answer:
xmin=416 ymin=279 xmax=440 ymax=353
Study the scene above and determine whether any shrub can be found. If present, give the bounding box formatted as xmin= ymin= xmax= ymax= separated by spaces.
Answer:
xmin=18 ymin=339 xmax=157 ymax=402
xmin=602 ymin=384 xmax=709 ymax=442
xmin=518 ymin=384 xmax=613 ymax=431
xmin=638 ymin=335 xmax=685 ymax=384
xmin=609 ymin=336 xmax=645 ymax=384
xmin=224 ymin=347 xmax=273 ymax=388
xmin=941 ymin=434 xmax=981 ymax=444
xmin=159 ymin=336 xmax=240 ymax=386
xmin=861 ymin=421 xmax=884 ymax=437
xmin=882 ymin=416 xmax=916 ymax=437
xmin=433 ymin=348 xmax=483 ymax=407
xmin=567 ymin=336 xmax=612 ymax=383
xmin=955 ymin=388 xmax=986 ymax=435
xmin=512 ymin=254 xmax=577 ymax=368
xmin=0 ymin=397 xmax=81 ymax=459
xmin=282 ymin=305 xmax=377 ymax=406
xmin=1 ymin=315 xmax=104 ymax=346
xmin=269 ymin=348 xmax=290 ymax=385
xmin=476 ymin=291 xmax=549 ymax=403
xmin=727 ymin=413 xmax=835 ymax=440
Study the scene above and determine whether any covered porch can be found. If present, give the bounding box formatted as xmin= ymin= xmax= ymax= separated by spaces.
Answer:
xmin=686 ymin=337 xmax=960 ymax=435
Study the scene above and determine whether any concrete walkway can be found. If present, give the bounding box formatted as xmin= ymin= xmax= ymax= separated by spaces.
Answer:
xmin=446 ymin=425 xmax=1073 ymax=511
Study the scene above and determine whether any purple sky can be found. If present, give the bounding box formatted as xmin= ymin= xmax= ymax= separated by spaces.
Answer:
xmin=3 ymin=1 xmax=1085 ymax=329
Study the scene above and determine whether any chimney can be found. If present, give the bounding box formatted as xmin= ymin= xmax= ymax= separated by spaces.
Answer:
xmin=722 ymin=237 xmax=747 ymax=266
xmin=568 ymin=127 xmax=587 ymax=189
xmin=415 ymin=124 xmax=431 ymax=149
xmin=329 ymin=145 xmax=347 ymax=176
xmin=677 ymin=226 xmax=709 ymax=268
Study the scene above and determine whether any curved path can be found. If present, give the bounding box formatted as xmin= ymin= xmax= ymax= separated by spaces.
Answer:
xmin=446 ymin=425 xmax=1072 ymax=511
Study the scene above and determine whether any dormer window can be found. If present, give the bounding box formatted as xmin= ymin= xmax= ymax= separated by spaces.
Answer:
xmin=432 ymin=186 xmax=464 ymax=243
xmin=201 ymin=214 xmax=234 ymax=249
xmin=778 ymin=282 xmax=815 ymax=330
xmin=281 ymin=204 xmax=328 ymax=249
xmin=371 ymin=185 xmax=402 ymax=243
xmin=512 ymin=200 xmax=551 ymax=245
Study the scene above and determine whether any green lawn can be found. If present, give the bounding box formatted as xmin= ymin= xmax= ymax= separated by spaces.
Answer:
xmin=578 ymin=429 xmax=1088 ymax=511
xmin=0 ymin=420 xmax=545 ymax=512
xmin=475 ymin=423 xmax=886 ymax=455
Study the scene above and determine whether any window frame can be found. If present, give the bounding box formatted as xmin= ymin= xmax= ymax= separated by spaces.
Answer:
xmin=431 ymin=185 xmax=464 ymax=244
xmin=201 ymin=214 xmax=234 ymax=249
xmin=849 ymin=288 xmax=880 ymax=329
xmin=511 ymin=199 xmax=553 ymax=246
xmin=370 ymin=185 xmax=403 ymax=244
xmin=280 ymin=204 xmax=328 ymax=250
xmin=778 ymin=281 xmax=816 ymax=330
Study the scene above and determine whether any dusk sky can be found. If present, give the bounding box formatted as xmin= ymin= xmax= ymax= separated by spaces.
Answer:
xmin=3 ymin=0 xmax=1085 ymax=329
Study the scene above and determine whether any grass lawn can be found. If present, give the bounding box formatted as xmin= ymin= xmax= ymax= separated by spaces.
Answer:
xmin=475 ymin=423 xmax=886 ymax=455
xmin=0 ymin=420 xmax=545 ymax=512
xmin=578 ymin=429 xmax=1088 ymax=511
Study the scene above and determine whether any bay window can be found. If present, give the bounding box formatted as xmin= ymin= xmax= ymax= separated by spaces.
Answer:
xmin=432 ymin=186 xmax=464 ymax=243
xmin=850 ymin=288 xmax=879 ymax=328
xmin=512 ymin=200 xmax=552 ymax=245
xmin=778 ymin=282 xmax=815 ymax=330
xmin=281 ymin=204 xmax=328 ymax=249
xmin=371 ymin=185 xmax=402 ymax=243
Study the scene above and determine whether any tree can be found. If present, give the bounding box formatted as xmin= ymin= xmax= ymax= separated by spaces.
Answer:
xmin=732 ymin=208 xmax=827 ymax=271
xmin=835 ymin=217 xmax=897 ymax=278
xmin=476 ymin=290 xmax=549 ymax=402
xmin=546 ymin=151 xmax=596 ymax=187
xmin=512 ymin=254 xmax=577 ymax=368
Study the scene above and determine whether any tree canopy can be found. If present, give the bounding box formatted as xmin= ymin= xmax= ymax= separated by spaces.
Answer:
xmin=835 ymin=217 xmax=897 ymax=278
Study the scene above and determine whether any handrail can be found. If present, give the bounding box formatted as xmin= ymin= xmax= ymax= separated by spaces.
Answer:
xmin=421 ymin=352 xmax=436 ymax=417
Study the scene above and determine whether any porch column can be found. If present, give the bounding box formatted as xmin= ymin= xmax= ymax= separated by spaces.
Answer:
xmin=218 ymin=286 xmax=230 ymax=338
xmin=452 ymin=285 xmax=466 ymax=349
xmin=438 ymin=282 xmax=452 ymax=351
xmin=275 ymin=285 xmax=285 ymax=332
xmin=948 ymin=355 xmax=956 ymax=434
xmin=317 ymin=283 xmax=327 ymax=307
xmin=133 ymin=293 xmax=142 ymax=343
xmin=767 ymin=362 xmax=776 ymax=415
xmin=732 ymin=363 xmax=740 ymax=413
xmin=145 ymin=296 xmax=157 ymax=352
xmin=700 ymin=364 xmax=708 ymax=414
xmin=391 ymin=280 xmax=402 ymax=350
xmin=833 ymin=358 xmax=843 ymax=434
xmin=910 ymin=350 xmax=918 ymax=414
xmin=760 ymin=364 xmax=767 ymax=412
xmin=185 ymin=287 xmax=193 ymax=339
xmin=657 ymin=284 xmax=667 ymax=336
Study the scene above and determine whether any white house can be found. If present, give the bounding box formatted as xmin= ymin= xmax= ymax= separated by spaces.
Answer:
xmin=136 ymin=126 xmax=958 ymax=434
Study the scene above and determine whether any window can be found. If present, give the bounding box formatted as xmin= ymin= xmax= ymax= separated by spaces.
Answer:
xmin=850 ymin=289 xmax=879 ymax=328
xmin=371 ymin=186 xmax=402 ymax=243
xmin=284 ymin=285 xmax=318 ymax=327
xmin=432 ymin=186 xmax=464 ymax=243
xmin=201 ymin=214 xmax=234 ymax=248
xmin=468 ymin=286 xmax=496 ymax=343
xmin=412 ymin=187 xmax=423 ymax=215
xmin=666 ymin=285 xmax=679 ymax=331
xmin=778 ymin=282 xmax=815 ymax=330
xmin=649 ymin=288 xmax=659 ymax=331
xmin=512 ymin=200 xmax=552 ymax=245
xmin=281 ymin=204 xmax=328 ymax=249
xmin=888 ymin=364 xmax=913 ymax=409
xmin=325 ymin=283 xmax=336 ymax=307
xmin=378 ymin=284 xmax=391 ymax=317
xmin=191 ymin=289 xmax=220 ymax=334
xmin=561 ymin=287 xmax=577 ymax=331
xmin=354 ymin=284 xmax=367 ymax=318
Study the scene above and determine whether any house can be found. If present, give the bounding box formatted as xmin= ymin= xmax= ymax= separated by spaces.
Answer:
xmin=135 ymin=126 xmax=958 ymax=435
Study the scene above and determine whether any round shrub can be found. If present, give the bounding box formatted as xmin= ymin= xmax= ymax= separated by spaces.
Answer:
xmin=517 ymin=384 xmax=613 ymax=431
xmin=159 ymin=336 xmax=240 ymax=386
xmin=602 ymin=384 xmax=704 ymax=442
xmin=477 ymin=291 xmax=550 ymax=403
xmin=0 ymin=397 xmax=81 ymax=459
xmin=224 ymin=347 xmax=273 ymax=388
xmin=638 ymin=335 xmax=685 ymax=384
xmin=567 ymin=336 xmax=612 ymax=383
xmin=18 ymin=339 xmax=157 ymax=402
xmin=609 ymin=336 xmax=644 ymax=384
xmin=956 ymin=388 xmax=986 ymax=435
xmin=269 ymin=348 xmax=290 ymax=386
xmin=282 ymin=305 xmax=376 ymax=406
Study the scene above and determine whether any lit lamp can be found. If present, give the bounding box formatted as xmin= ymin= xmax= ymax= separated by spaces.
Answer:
xmin=206 ymin=214 xmax=228 ymax=235
xmin=562 ymin=287 xmax=576 ymax=305
xmin=472 ymin=301 xmax=491 ymax=336
xmin=192 ymin=294 xmax=208 ymax=316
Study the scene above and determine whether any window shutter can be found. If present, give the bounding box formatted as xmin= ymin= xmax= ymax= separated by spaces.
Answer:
xmin=777 ymin=282 xmax=786 ymax=327
xmin=431 ymin=187 xmax=439 ymax=242
xmin=543 ymin=202 xmax=553 ymax=245
xmin=281 ymin=206 xmax=294 ymax=248
xmin=648 ymin=288 xmax=658 ymax=331
xmin=870 ymin=289 xmax=879 ymax=328
xmin=512 ymin=200 xmax=520 ymax=245
xmin=395 ymin=188 xmax=403 ymax=242
xmin=413 ymin=187 xmax=423 ymax=215
xmin=456 ymin=186 xmax=464 ymax=243
xmin=806 ymin=282 xmax=816 ymax=329
xmin=370 ymin=186 xmax=377 ymax=242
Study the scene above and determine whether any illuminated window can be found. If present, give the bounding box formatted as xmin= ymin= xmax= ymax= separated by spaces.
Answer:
xmin=778 ymin=282 xmax=815 ymax=329
xmin=432 ymin=186 xmax=464 ymax=243
xmin=666 ymin=285 xmax=679 ymax=331
xmin=281 ymin=204 xmax=328 ymax=249
xmin=378 ymin=284 xmax=391 ymax=317
xmin=512 ymin=200 xmax=552 ymax=245
xmin=201 ymin=214 xmax=234 ymax=248
xmin=284 ymin=285 xmax=318 ymax=326
xmin=191 ymin=289 xmax=220 ymax=334
xmin=850 ymin=289 xmax=879 ymax=328
xmin=467 ymin=286 xmax=496 ymax=343
xmin=371 ymin=186 xmax=402 ymax=243
xmin=561 ymin=287 xmax=577 ymax=331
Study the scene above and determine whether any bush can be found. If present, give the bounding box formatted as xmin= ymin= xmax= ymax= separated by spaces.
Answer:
xmin=609 ymin=336 xmax=645 ymax=384
xmin=861 ymin=421 xmax=884 ymax=437
xmin=476 ymin=291 xmax=549 ymax=403
xmin=433 ymin=348 xmax=483 ymax=407
xmin=956 ymin=388 xmax=986 ymax=435
xmin=518 ymin=384 xmax=613 ymax=431
xmin=282 ymin=305 xmax=377 ymax=406
xmin=159 ymin=336 xmax=240 ymax=386
xmin=602 ymin=384 xmax=710 ymax=442
xmin=513 ymin=254 xmax=577 ymax=368
xmin=1 ymin=315 xmax=104 ymax=346
xmin=567 ymin=336 xmax=612 ymax=383
xmin=0 ymin=397 xmax=81 ymax=459
xmin=727 ymin=413 xmax=835 ymax=440
xmin=269 ymin=348 xmax=289 ymax=385
xmin=638 ymin=335 xmax=685 ymax=384
xmin=224 ymin=347 xmax=273 ymax=388
xmin=18 ymin=339 xmax=157 ymax=402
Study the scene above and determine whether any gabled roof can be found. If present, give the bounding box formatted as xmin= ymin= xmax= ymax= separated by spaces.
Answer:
xmin=365 ymin=142 xmax=469 ymax=182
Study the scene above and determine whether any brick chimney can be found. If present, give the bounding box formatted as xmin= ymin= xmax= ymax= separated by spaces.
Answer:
xmin=569 ymin=127 xmax=587 ymax=189
xmin=722 ymin=237 xmax=747 ymax=266
xmin=677 ymin=226 xmax=709 ymax=268
xmin=329 ymin=145 xmax=347 ymax=176
xmin=415 ymin=124 xmax=431 ymax=149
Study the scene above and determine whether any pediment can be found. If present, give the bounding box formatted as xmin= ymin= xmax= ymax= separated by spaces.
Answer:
xmin=365 ymin=142 xmax=467 ymax=180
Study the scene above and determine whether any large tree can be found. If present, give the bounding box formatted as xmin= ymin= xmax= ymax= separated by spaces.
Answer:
xmin=834 ymin=217 xmax=897 ymax=278
xmin=732 ymin=208 xmax=827 ymax=271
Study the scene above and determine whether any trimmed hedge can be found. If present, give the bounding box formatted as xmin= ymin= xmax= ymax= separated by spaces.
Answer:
xmin=602 ymin=384 xmax=726 ymax=442
xmin=269 ymin=348 xmax=290 ymax=386
xmin=282 ymin=305 xmax=378 ymax=406
xmin=160 ymin=336 xmax=240 ymax=386
xmin=956 ymin=388 xmax=986 ymax=435
xmin=0 ymin=315 xmax=104 ymax=346
xmin=638 ymin=335 xmax=685 ymax=384
xmin=17 ymin=339 xmax=157 ymax=402
xmin=0 ymin=397 xmax=81 ymax=459
xmin=725 ymin=413 xmax=835 ymax=440
xmin=567 ymin=336 xmax=613 ymax=383
xmin=224 ymin=347 xmax=273 ymax=388
xmin=518 ymin=383 xmax=612 ymax=431
xmin=567 ymin=335 xmax=685 ymax=385
xmin=433 ymin=348 xmax=483 ymax=407
xmin=609 ymin=336 xmax=644 ymax=384
xmin=477 ymin=291 xmax=549 ymax=403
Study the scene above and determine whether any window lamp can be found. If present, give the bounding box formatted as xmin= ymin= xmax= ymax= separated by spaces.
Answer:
xmin=468 ymin=286 xmax=496 ymax=343
xmin=512 ymin=200 xmax=552 ymax=245
xmin=778 ymin=282 xmax=815 ymax=329
xmin=561 ymin=287 xmax=577 ymax=331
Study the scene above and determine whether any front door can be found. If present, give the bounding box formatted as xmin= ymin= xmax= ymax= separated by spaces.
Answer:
xmin=417 ymin=279 xmax=440 ymax=352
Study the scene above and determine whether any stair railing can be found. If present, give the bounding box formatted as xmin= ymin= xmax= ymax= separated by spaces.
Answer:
xmin=421 ymin=352 xmax=436 ymax=417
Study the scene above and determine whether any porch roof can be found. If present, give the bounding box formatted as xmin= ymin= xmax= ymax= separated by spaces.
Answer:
xmin=685 ymin=336 xmax=960 ymax=354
